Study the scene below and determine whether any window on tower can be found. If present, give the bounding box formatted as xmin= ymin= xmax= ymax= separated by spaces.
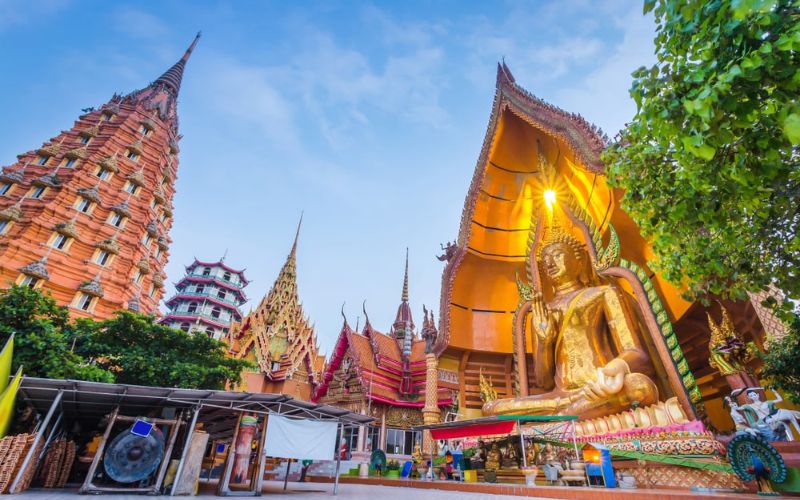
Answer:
xmin=18 ymin=274 xmax=40 ymax=289
xmin=150 ymin=198 xmax=158 ymax=209
xmin=202 ymin=267 xmax=211 ymax=276
xmin=223 ymin=271 xmax=231 ymax=282
xmin=180 ymin=322 xmax=190 ymax=332
xmin=36 ymin=155 xmax=48 ymax=166
xmin=160 ymin=212 xmax=169 ymax=224
xmin=154 ymin=246 xmax=162 ymax=259
xmin=133 ymin=270 xmax=144 ymax=284
xmin=142 ymin=233 xmax=152 ymax=245
xmin=195 ymin=283 xmax=205 ymax=294
xmin=79 ymin=136 xmax=90 ymax=145
xmin=29 ymin=186 xmax=47 ymax=199
xmin=217 ymin=289 xmax=227 ymax=300
xmin=108 ymin=212 xmax=126 ymax=228
xmin=101 ymin=111 xmax=113 ymax=122
xmin=62 ymin=158 xmax=77 ymax=168
xmin=75 ymin=292 xmax=96 ymax=311
xmin=76 ymin=197 xmax=93 ymax=214
xmin=0 ymin=183 xmax=11 ymax=196
xmin=51 ymin=233 xmax=70 ymax=251
xmin=95 ymin=166 xmax=111 ymax=180
xmin=94 ymin=250 xmax=111 ymax=266
xmin=124 ymin=182 xmax=139 ymax=195
xmin=126 ymin=150 xmax=139 ymax=161
xmin=187 ymin=302 xmax=198 ymax=313
xmin=0 ymin=220 xmax=10 ymax=235
xmin=148 ymin=284 xmax=156 ymax=298
xmin=211 ymin=306 xmax=221 ymax=319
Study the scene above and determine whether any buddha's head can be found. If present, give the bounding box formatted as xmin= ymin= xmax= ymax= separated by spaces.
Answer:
xmin=538 ymin=230 xmax=587 ymax=286
xmin=747 ymin=390 xmax=761 ymax=403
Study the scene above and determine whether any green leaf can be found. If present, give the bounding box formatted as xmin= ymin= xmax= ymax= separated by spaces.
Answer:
xmin=782 ymin=112 xmax=800 ymax=144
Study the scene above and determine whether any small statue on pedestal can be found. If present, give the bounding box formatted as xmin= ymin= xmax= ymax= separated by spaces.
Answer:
xmin=485 ymin=442 xmax=501 ymax=471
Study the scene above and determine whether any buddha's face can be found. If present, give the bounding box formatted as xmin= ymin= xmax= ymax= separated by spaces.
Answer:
xmin=541 ymin=242 xmax=580 ymax=284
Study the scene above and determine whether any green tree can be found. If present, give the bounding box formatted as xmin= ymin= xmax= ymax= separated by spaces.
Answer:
xmin=761 ymin=317 xmax=800 ymax=404
xmin=602 ymin=0 xmax=800 ymax=306
xmin=74 ymin=311 xmax=252 ymax=390
xmin=0 ymin=285 xmax=111 ymax=381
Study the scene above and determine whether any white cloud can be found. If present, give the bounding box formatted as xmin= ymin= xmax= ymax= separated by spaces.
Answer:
xmin=113 ymin=7 xmax=170 ymax=39
xmin=553 ymin=4 xmax=656 ymax=136
xmin=0 ymin=0 xmax=68 ymax=31
xmin=200 ymin=55 xmax=300 ymax=151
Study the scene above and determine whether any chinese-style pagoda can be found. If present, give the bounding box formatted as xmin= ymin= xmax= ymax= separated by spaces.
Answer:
xmin=0 ymin=33 xmax=201 ymax=319
xmin=224 ymin=218 xmax=324 ymax=400
xmin=312 ymin=252 xmax=456 ymax=457
xmin=161 ymin=258 xmax=248 ymax=339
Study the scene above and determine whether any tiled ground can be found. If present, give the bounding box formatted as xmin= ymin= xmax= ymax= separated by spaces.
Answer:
xmin=17 ymin=479 xmax=765 ymax=499
xmin=17 ymin=481 xmax=549 ymax=499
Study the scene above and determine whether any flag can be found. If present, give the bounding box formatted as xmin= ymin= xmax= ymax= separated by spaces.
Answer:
xmin=0 ymin=367 xmax=22 ymax=438
xmin=0 ymin=334 xmax=13 ymax=394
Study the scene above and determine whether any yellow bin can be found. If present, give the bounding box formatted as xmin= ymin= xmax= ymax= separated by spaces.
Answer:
xmin=463 ymin=470 xmax=477 ymax=483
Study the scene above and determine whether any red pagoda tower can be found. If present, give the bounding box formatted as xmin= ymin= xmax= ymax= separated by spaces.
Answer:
xmin=0 ymin=33 xmax=200 ymax=319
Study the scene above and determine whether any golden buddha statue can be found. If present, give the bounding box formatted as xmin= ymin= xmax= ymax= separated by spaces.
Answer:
xmin=525 ymin=441 xmax=537 ymax=466
xmin=411 ymin=441 xmax=422 ymax=462
xmin=502 ymin=440 xmax=519 ymax=468
xmin=485 ymin=442 xmax=501 ymax=470
xmin=483 ymin=229 xmax=659 ymax=419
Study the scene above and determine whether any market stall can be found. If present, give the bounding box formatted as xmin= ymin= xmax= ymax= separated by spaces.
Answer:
xmin=7 ymin=377 xmax=372 ymax=496
xmin=412 ymin=415 xmax=580 ymax=486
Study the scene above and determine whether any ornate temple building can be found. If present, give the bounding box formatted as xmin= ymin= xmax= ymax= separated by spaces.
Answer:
xmin=432 ymin=62 xmax=780 ymax=432
xmin=160 ymin=258 xmax=248 ymax=340
xmin=0 ymin=34 xmax=201 ymax=319
xmin=312 ymin=254 xmax=456 ymax=457
xmin=225 ymin=220 xmax=324 ymax=400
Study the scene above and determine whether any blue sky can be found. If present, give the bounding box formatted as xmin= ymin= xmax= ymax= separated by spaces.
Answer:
xmin=0 ymin=0 xmax=655 ymax=354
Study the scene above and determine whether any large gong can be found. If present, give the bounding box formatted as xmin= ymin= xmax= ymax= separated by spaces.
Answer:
xmin=103 ymin=424 xmax=166 ymax=483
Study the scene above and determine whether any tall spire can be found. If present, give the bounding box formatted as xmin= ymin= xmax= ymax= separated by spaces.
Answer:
xmin=401 ymin=247 xmax=409 ymax=302
xmin=153 ymin=32 xmax=201 ymax=98
xmin=290 ymin=212 xmax=303 ymax=258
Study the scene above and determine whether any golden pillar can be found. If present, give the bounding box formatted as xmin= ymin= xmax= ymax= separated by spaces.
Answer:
xmin=422 ymin=352 xmax=440 ymax=461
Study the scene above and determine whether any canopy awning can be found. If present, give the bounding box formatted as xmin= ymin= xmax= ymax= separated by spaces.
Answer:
xmin=412 ymin=414 xmax=579 ymax=440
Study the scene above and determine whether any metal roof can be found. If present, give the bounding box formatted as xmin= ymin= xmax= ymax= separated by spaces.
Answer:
xmin=18 ymin=377 xmax=372 ymax=439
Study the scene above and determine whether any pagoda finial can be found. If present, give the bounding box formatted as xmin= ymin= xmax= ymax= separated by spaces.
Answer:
xmin=290 ymin=211 xmax=303 ymax=257
xmin=152 ymin=31 xmax=201 ymax=98
xmin=402 ymin=248 xmax=409 ymax=302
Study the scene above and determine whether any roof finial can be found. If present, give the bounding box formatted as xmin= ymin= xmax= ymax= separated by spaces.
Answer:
xmin=221 ymin=248 xmax=228 ymax=262
xmin=182 ymin=31 xmax=201 ymax=63
xmin=402 ymin=247 xmax=409 ymax=302
xmin=362 ymin=300 xmax=371 ymax=327
xmin=152 ymin=31 xmax=201 ymax=98
xmin=290 ymin=211 xmax=303 ymax=257
xmin=340 ymin=302 xmax=349 ymax=327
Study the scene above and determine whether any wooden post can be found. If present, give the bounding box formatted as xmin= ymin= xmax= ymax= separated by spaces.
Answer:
xmin=170 ymin=406 xmax=200 ymax=496
xmin=151 ymin=410 xmax=184 ymax=493
xmin=217 ymin=412 xmax=244 ymax=496
xmin=333 ymin=422 xmax=343 ymax=495
xmin=79 ymin=405 xmax=119 ymax=494
xmin=253 ymin=414 xmax=269 ymax=495
xmin=10 ymin=389 xmax=63 ymax=494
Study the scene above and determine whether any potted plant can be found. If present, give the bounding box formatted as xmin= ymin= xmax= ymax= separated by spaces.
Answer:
xmin=385 ymin=460 xmax=401 ymax=479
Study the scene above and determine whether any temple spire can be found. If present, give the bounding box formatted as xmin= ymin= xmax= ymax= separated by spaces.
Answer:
xmin=401 ymin=247 xmax=409 ymax=302
xmin=152 ymin=32 xmax=201 ymax=98
xmin=290 ymin=212 xmax=303 ymax=258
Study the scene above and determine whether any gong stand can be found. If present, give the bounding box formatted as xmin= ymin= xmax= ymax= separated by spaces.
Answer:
xmin=217 ymin=412 xmax=270 ymax=497
xmin=79 ymin=408 xmax=184 ymax=494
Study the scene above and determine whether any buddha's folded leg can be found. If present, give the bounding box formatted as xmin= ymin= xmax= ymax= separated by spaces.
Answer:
xmin=562 ymin=373 xmax=658 ymax=419
xmin=482 ymin=392 xmax=571 ymax=416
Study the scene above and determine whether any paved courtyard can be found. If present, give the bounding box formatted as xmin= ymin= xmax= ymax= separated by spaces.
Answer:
xmin=17 ymin=481 xmax=549 ymax=499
